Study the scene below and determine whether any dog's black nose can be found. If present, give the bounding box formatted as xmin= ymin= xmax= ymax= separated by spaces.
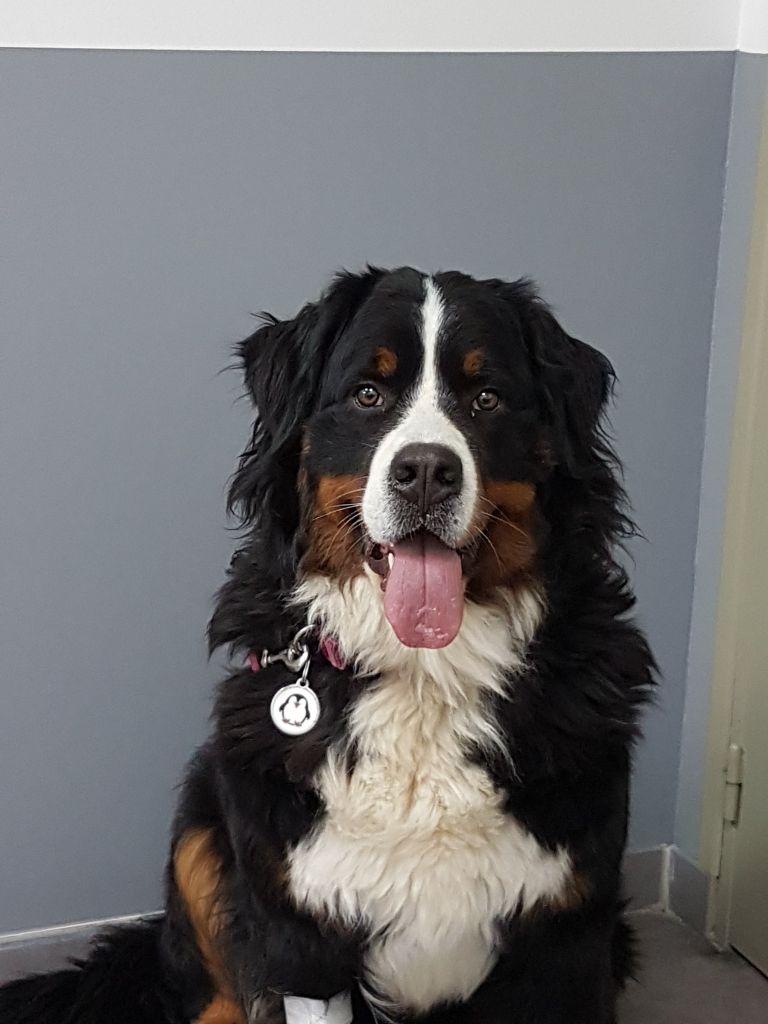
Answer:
xmin=390 ymin=443 xmax=463 ymax=512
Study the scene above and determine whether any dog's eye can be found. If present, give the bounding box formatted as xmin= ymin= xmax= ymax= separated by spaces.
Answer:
xmin=472 ymin=390 xmax=500 ymax=412
xmin=354 ymin=385 xmax=384 ymax=409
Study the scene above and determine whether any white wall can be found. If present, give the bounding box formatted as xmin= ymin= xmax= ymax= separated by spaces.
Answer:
xmin=739 ymin=0 xmax=768 ymax=52
xmin=0 ymin=0 xmax=765 ymax=53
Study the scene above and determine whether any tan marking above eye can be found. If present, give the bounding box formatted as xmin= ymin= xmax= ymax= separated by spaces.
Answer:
xmin=374 ymin=347 xmax=398 ymax=377
xmin=463 ymin=348 xmax=485 ymax=376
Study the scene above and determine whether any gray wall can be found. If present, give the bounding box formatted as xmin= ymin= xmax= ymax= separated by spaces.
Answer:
xmin=0 ymin=50 xmax=734 ymax=933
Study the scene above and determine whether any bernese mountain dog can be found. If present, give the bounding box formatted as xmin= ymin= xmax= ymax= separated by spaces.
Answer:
xmin=0 ymin=267 xmax=655 ymax=1024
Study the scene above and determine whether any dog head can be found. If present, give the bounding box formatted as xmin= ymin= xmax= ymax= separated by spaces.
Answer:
xmin=230 ymin=267 xmax=621 ymax=650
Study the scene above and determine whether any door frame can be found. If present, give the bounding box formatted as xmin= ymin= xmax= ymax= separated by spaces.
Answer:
xmin=701 ymin=85 xmax=768 ymax=945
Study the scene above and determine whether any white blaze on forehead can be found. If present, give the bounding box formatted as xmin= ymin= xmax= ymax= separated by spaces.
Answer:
xmin=419 ymin=276 xmax=444 ymax=403
xmin=361 ymin=277 xmax=478 ymax=545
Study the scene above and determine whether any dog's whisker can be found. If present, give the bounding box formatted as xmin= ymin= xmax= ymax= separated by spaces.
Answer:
xmin=311 ymin=502 xmax=362 ymax=524
xmin=478 ymin=527 xmax=504 ymax=572
xmin=475 ymin=498 xmax=529 ymax=540
xmin=324 ymin=512 xmax=364 ymax=551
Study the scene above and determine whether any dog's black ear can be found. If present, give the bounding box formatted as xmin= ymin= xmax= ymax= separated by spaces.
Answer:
xmin=229 ymin=268 xmax=384 ymax=533
xmin=485 ymin=278 xmax=614 ymax=478
xmin=524 ymin=300 xmax=614 ymax=480
xmin=484 ymin=277 xmax=631 ymax=547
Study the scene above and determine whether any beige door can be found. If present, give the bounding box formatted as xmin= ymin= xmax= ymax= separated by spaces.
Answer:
xmin=726 ymin=320 xmax=768 ymax=973
xmin=707 ymin=88 xmax=768 ymax=975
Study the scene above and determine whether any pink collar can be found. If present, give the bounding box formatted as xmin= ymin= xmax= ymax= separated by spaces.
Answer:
xmin=247 ymin=635 xmax=346 ymax=673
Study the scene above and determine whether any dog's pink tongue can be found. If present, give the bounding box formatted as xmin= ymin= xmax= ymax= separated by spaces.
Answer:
xmin=383 ymin=533 xmax=464 ymax=648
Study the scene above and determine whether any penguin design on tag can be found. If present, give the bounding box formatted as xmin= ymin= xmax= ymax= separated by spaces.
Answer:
xmin=279 ymin=692 xmax=311 ymax=728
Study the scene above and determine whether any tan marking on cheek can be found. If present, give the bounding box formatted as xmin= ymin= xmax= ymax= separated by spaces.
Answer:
xmin=175 ymin=829 xmax=241 ymax=1012
xmin=463 ymin=348 xmax=485 ymax=376
xmin=302 ymin=474 xmax=367 ymax=580
xmin=374 ymin=347 xmax=398 ymax=377
xmin=486 ymin=481 xmax=536 ymax=514
xmin=468 ymin=480 xmax=538 ymax=598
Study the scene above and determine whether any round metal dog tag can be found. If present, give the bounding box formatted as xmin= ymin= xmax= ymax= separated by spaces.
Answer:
xmin=270 ymin=683 xmax=321 ymax=736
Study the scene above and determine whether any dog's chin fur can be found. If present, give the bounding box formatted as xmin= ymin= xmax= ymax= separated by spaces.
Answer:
xmin=293 ymin=567 xmax=543 ymax=687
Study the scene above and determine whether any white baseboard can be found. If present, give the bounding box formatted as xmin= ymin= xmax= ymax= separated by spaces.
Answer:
xmin=667 ymin=846 xmax=709 ymax=933
xmin=624 ymin=847 xmax=666 ymax=910
xmin=0 ymin=910 xmax=161 ymax=949
xmin=624 ymin=844 xmax=711 ymax=932
xmin=0 ymin=910 xmax=161 ymax=983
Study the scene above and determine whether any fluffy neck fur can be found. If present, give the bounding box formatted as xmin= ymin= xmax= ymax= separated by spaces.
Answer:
xmin=295 ymin=569 xmax=542 ymax=683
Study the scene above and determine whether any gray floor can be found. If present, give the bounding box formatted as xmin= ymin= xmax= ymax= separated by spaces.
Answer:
xmin=1 ymin=912 xmax=767 ymax=1020
xmin=622 ymin=913 xmax=768 ymax=1022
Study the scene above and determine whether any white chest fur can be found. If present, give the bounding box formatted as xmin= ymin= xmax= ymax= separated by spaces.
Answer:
xmin=288 ymin=575 xmax=572 ymax=1015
